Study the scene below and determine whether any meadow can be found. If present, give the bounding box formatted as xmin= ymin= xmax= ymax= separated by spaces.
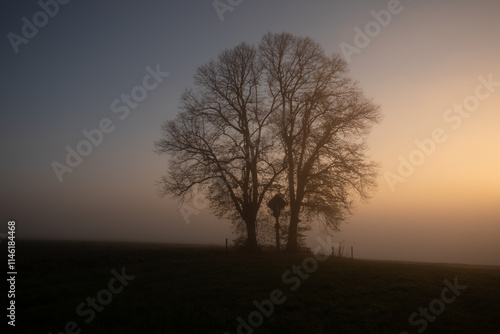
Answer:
xmin=12 ymin=240 xmax=500 ymax=333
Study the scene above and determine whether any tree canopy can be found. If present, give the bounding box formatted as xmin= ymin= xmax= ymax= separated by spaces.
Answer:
xmin=155 ymin=32 xmax=381 ymax=251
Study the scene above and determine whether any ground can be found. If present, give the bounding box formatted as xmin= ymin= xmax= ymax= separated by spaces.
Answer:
xmin=11 ymin=240 xmax=500 ymax=333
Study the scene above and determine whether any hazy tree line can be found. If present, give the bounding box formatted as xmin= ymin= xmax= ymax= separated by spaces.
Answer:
xmin=155 ymin=32 xmax=381 ymax=252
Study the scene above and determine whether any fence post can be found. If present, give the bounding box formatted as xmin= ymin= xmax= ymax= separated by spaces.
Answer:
xmin=226 ymin=238 xmax=228 ymax=252
xmin=351 ymin=246 xmax=353 ymax=259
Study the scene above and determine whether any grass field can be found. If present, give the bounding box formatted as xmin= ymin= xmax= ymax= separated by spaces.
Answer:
xmin=10 ymin=240 xmax=500 ymax=333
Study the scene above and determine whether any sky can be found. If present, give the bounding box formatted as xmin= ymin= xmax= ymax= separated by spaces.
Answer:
xmin=1 ymin=0 xmax=499 ymax=266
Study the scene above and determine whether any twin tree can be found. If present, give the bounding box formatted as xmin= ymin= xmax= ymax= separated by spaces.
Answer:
xmin=155 ymin=32 xmax=381 ymax=252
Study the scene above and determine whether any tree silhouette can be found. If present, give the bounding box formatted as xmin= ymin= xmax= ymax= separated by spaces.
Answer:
xmin=259 ymin=32 xmax=381 ymax=251
xmin=155 ymin=43 xmax=284 ymax=250
xmin=156 ymin=32 xmax=381 ymax=251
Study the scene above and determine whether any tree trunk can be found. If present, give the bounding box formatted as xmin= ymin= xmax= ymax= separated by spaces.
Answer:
xmin=245 ymin=217 xmax=258 ymax=251
xmin=286 ymin=206 xmax=300 ymax=252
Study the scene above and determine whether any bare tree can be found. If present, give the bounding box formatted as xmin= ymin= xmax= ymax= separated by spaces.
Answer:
xmin=156 ymin=33 xmax=381 ymax=251
xmin=259 ymin=32 xmax=381 ymax=251
xmin=155 ymin=43 xmax=284 ymax=250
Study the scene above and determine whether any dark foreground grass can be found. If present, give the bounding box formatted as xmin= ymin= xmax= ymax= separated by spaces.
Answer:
xmin=9 ymin=240 xmax=500 ymax=333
